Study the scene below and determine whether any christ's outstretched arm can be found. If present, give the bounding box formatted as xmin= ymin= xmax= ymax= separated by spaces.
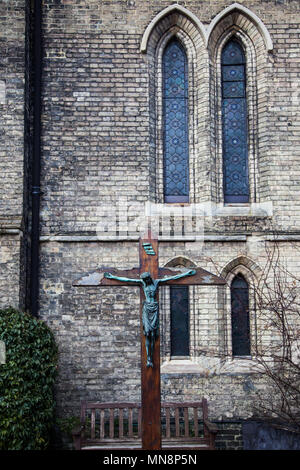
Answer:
xmin=157 ymin=269 xmax=196 ymax=284
xmin=104 ymin=272 xmax=142 ymax=284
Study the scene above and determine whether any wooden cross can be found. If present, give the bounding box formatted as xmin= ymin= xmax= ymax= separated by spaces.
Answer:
xmin=73 ymin=232 xmax=226 ymax=450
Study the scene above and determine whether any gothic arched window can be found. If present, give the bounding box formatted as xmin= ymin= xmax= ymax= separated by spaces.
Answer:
xmin=162 ymin=39 xmax=189 ymax=203
xmin=221 ymin=39 xmax=249 ymax=203
xmin=231 ymin=274 xmax=250 ymax=356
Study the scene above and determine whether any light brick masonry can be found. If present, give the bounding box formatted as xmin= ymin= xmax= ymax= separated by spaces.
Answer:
xmin=1 ymin=0 xmax=300 ymax=449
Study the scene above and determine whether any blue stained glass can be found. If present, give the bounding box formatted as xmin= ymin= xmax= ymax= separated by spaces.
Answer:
xmin=222 ymin=65 xmax=245 ymax=81
xmin=222 ymin=40 xmax=249 ymax=203
xmin=163 ymin=39 xmax=189 ymax=202
xmin=223 ymin=82 xmax=245 ymax=98
xmin=222 ymin=40 xmax=245 ymax=65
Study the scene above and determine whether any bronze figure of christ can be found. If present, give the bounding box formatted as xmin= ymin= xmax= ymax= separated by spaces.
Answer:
xmin=104 ymin=269 xmax=196 ymax=367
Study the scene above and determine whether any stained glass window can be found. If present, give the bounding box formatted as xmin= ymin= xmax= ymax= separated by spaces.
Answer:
xmin=163 ymin=39 xmax=189 ymax=203
xmin=222 ymin=39 xmax=249 ymax=203
xmin=231 ymin=274 xmax=250 ymax=356
xmin=170 ymin=286 xmax=189 ymax=356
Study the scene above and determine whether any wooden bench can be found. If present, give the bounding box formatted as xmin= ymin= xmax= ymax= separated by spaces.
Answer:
xmin=72 ymin=399 xmax=218 ymax=450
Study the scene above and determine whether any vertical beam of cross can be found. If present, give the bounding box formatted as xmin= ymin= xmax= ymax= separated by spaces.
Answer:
xmin=139 ymin=235 xmax=161 ymax=450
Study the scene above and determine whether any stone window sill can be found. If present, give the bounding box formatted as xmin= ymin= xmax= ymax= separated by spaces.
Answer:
xmin=161 ymin=356 xmax=263 ymax=375
xmin=213 ymin=201 xmax=273 ymax=217
xmin=154 ymin=201 xmax=273 ymax=217
xmin=161 ymin=359 xmax=203 ymax=374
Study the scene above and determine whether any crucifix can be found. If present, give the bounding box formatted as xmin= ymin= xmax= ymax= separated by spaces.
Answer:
xmin=73 ymin=231 xmax=226 ymax=450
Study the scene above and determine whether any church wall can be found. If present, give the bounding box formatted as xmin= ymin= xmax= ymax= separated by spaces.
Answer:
xmin=36 ymin=1 xmax=300 ymax=447
xmin=0 ymin=1 xmax=26 ymax=309
xmin=1 ymin=0 xmax=299 ymax=450
xmin=0 ymin=234 xmax=22 ymax=308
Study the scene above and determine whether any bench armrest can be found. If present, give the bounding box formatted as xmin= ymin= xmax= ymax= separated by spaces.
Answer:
xmin=204 ymin=419 xmax=218 ymax=434
xmin=72 ymin=425 xmax=85 ymax=450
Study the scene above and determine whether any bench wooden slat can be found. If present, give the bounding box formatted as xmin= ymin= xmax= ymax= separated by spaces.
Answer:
xmin=91 ymin=409 xmax=95 ymax=439
xmin=175 ymin=407 xmax=180 ymax=437
xmin=166 ymin=407 xmax=171 ymax=439
xmin=100 ymin=410 xmax=105 ymax=439
xmin=119 ymin=408 xmax=124 ymax=438
xmin=193 ymin=407 xmax=198 ymax=437
xmin=109 ymin=409 xmax=114 ymax=438
xmin=184 ymin=408 xmax=189 ymax=437
xmin=81 ymin=402 xmax=141 ymax=409
xmin=128 ymin=408 xmax=133 ymax=438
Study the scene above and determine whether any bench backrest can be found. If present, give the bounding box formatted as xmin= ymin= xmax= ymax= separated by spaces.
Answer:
xmin=80 ymin=399 xmax=210 ymax=441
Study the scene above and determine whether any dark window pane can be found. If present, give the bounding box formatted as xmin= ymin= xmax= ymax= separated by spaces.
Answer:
xmin=222 ymin=39 xmax=249 ymax=203
xmin=231 ymin=275 xmax=250 ymax=356
xmin=170 ymin=286 xmax=189 ymax=356
xmin=163 ymin=39 xmax=189 ymax=202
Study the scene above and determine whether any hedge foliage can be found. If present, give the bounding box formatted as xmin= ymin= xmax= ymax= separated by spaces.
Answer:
xmin=0 ymin=307 xmax=58 ymax=450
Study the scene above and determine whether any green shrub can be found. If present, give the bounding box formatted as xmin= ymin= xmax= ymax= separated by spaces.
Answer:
xmin=0 ymin=307 xmax=58 ymax=450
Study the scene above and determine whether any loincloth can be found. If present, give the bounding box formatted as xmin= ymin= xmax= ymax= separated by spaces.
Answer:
xmin=142 ymin=300 xmax=159 ymax=337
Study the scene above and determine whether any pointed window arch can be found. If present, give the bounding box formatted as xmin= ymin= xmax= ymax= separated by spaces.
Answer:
xmin=208 ymin=3 xmax=273 ymax=205
xmin=161 ymin=257 xmax=197 ymax=362
xmin=162 ymin=38 xmax=189 ymax=203
xmin=231 ymin=274 xmax=250 ymax=356
xmin=221 ymin=38 xmax=249 ymax=203
xmin=141 ymin=6 xmax=206 ymax=204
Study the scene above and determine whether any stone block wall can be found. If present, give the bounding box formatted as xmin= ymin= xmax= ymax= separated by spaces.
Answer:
xmin=0 ymin=234 xmax=22 ymax=308
xmin=0 ymin=1 xmax=26 ymax=309
xmin=0 ymin=0 xmax=25 ymax=221
xmin=215 ymin=421 xmax=243 ymax=450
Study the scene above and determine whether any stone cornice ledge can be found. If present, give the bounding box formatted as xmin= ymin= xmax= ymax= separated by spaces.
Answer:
xmin=0 ymin=228 xmax=23 ymax=236
xmin=39 ymin=232 xmax=300 ymax=243
xmin=39 ymin=234 xmax=248 ymax=242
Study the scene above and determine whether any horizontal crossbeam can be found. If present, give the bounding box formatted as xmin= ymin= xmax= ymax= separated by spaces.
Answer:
xmin=73 ymin=267 xmax=226 ymax=287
